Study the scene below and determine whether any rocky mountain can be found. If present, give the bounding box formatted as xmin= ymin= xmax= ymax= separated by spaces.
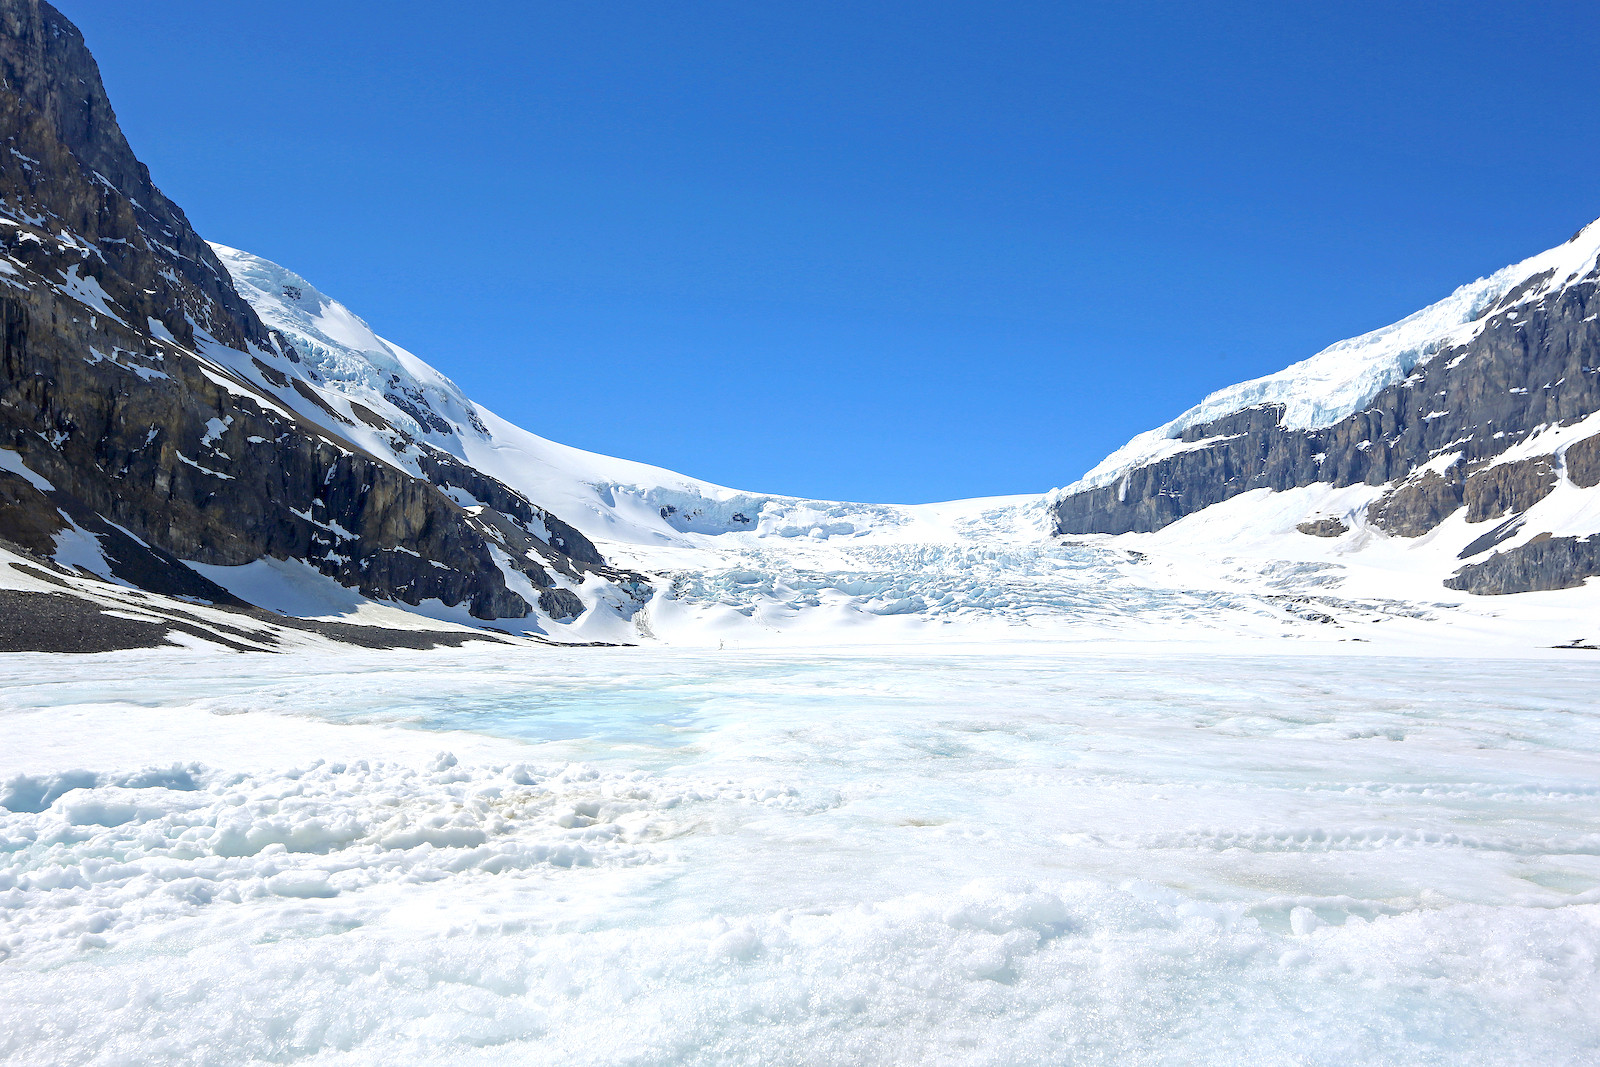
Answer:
xmin=0 ymin=0 xmax=641 ymax=646
xmin=1052 ymin=221 xmax=1600 ymax=595
xmin=1 ymin=0 xmax=1594 ymax=656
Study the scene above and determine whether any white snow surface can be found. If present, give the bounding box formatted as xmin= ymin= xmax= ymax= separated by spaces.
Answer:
xmin=0 ymin=448 xmax=53 ymax=492
xmin=3 ymin=647 xmax=1598 ymax=1065
xmin=1064 ymin=217 xmax=1600 ymax=494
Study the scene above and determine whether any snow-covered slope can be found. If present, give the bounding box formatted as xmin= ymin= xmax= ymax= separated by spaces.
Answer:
xmin=1067 ymin=219 xmax=1600 ymax=494
xmin=213 ymin=244 xmax=1094 ymax=567
xmin=202 ymin=240 xmax=1600 ymax=652
xmin=205 ymin=245 xmax=1094 ymax=641
xmin=212 ymin=243 xmax=952 ymax=554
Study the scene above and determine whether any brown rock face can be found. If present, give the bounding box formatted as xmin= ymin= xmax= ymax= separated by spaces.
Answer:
xmin=0 ymin=0 xmax=265 ymax=354
xmin=1369 ymin=470 xmax=1464 ymax=538
xmin=0 ymin=469 xmax=61 ymax=552
xmin=1566 ymin=434 xmax=1600 ymax=488
xmin=1462 ymin=455 xmax=1559 ymax=523
xmin=0 ymin=0 xmax=614 ymax=622
xmin=1446 ymin=535 xmax=1600 ymax=595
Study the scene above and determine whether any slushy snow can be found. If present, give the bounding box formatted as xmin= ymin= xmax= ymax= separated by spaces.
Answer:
xmin=3 ymin=647 xmax=1599 ymax=1065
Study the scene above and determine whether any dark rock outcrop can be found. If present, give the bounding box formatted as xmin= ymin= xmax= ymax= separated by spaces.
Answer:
xmin=1296 ymin=517 xmax=1349 ymax=537
xmin=1567 ymin=434 xmax=1600 ymax=488
xmin=538 ymin=587 xmax=586 ymax=620
xmin=1445 ymin=534 xmax=1600 ymax=595
xmin=1462 ymin=455 xmax=1558 ymax=523
xmin=0 ymin=0 xmax=266 ymax=355
xmin=1369 ymin=470 xmax=1464 ymax=538
xmin=0 ymin=0 xmax=614 ymax=629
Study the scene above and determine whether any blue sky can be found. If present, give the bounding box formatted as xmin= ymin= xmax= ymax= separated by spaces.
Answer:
xmin=68 ymin=1 xmax=1599 ymax=502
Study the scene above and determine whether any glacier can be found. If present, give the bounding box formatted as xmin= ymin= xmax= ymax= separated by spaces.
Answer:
xmin=5 ymin=226 xmax=1598 ymax=1067
xmin=3 ymin=646 xmax=1598 ymax=1065
xmin=158 ymin=239 xmax=1599 ymax=654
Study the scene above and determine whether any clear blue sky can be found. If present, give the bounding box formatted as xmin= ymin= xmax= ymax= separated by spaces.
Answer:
xmin=66 ymin=1 xmax=1599 ymax=503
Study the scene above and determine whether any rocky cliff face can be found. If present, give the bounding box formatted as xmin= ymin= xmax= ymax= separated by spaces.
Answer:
xmin=0 ymin=0 xmax=623 ymax=629
xmin=1053 ymin=223 xmax=1600 ymax=595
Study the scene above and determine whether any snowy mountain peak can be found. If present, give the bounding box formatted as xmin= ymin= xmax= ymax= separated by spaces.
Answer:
xmin=1063 ymin=216 xmax=1600 ymax=496
xmin=209 ymin=244 xmax=488 ymax=444
xmin=209 ymin=244 xmax=1055 ymax=559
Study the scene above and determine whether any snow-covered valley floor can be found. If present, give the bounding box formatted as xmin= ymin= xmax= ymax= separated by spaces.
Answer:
xmin=2 ymin=646 xmax=1597 ymax=1065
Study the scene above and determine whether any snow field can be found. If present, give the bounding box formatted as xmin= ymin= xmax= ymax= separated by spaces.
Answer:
xmin=3 ymin=873 xmax=1596 ymax=1066
xmin=3 ymin=647 xmax=1599 ymax=1064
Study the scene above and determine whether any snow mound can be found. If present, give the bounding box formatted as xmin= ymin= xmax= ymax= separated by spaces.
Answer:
xmin=0 ymin=754 xmax=810 ymax=966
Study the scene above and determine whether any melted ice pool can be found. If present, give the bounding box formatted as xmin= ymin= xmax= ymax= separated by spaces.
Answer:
xmin=2 ymin=647 xmax=1598 ymax=1065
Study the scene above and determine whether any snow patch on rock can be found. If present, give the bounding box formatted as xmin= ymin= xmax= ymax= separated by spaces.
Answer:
xmin=1062 ymin=218 xmax=1600 ymax=495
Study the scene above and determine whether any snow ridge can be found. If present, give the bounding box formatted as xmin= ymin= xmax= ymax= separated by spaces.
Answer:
xmin=1062 ymin=218 xmax=1600 ymax=496
xmin=209 ymin=243 xmax=1005 ymax=555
